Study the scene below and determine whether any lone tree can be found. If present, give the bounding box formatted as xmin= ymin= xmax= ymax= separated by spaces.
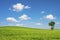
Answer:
xmin=49 ymin=21 xmax=55 ymax=30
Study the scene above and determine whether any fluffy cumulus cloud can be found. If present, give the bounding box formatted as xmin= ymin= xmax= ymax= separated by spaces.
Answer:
xmin=19 ymin=14 xmax=31 ymax=20
xmin=56 ymin=22 xmax=60 ymax=24
xmin=45 ymin=14 xmax=56 ymax=20
xmin=16 ymin=24 xmax=23 ymax=26
xmin=11 ymin=3 xmax=31 ymax=12
xmin=13 ymin=3 xmax=24 ymax=12
xmin=35 ymin=23 xmax=42 ymax=26
xmin=6 ymin=17 xmax=18 ymax=22
xmin=24 ymin=6 xmax=31 ymax=9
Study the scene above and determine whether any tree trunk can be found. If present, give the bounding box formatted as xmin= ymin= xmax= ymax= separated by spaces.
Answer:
xmin=51 ymin=26 xmax=54 ymax=30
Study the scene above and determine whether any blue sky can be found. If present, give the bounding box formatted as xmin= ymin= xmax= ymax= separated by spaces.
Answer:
xmin=0 ymin=0 xmax=60 ymax=29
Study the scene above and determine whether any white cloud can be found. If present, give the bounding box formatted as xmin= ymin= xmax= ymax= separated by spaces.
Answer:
xmin=24 ymin=6 xmax=31 ymax=9
xmin=16 ymin=24 xmax=23 ymax=26
xmin=56 ymin=22 xmax=60 ymax=24
xmin=6 ymin=17 xmax=18 ymax=22
xmin=35 ymin=23 xmax=42 ymax=26
xmin=13 ymin=3 xmax=24 ymax=12
xmin=19 ymin=14 xmax=31 ymax=20
xmin=10 ymin=3 xmax=31 ymax=12
xmin=45 ymin=14 xmax=55 ymax=20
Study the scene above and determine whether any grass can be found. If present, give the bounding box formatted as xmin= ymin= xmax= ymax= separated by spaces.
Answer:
xmin=0 ymin=26 xmax=60 ymax=40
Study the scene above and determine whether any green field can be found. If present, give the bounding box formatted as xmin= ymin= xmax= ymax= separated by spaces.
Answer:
xmin=0 ymin=26 xmax=60 ymax=40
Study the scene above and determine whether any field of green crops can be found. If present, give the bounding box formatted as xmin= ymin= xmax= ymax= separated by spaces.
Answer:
xmin=0 ymin=26 xmax=60 ymax=40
